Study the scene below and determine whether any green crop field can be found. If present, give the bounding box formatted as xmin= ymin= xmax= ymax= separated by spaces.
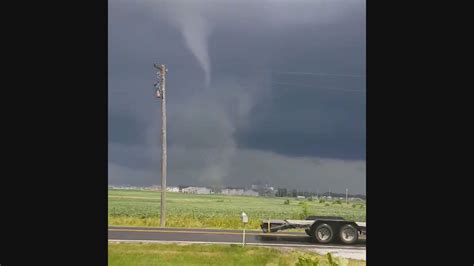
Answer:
xmin=108 ymin=243 xmax=366 ymax=266
xmin=108 ymin=189 xmax=365 ymax=229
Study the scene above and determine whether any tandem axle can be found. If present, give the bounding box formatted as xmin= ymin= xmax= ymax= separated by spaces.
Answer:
xmin=260 ymin=216 xmax=366 ymax=245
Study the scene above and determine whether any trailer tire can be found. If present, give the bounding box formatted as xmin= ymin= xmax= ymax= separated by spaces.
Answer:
xmin=312 ymin=223 xmax=334 ymax=244
xmin=339 ymin=224 xmax=358 ymax=245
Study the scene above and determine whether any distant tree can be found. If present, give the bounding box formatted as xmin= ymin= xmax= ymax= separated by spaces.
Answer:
xmin=210 ymin=184 xmax=222 ymax=193
xmin=277 ymin=188 xmax=288 ymax=197
xmin=292 ymin=189 xmax=298 ymax=198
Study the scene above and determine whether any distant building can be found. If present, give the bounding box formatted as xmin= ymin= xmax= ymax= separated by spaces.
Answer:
xmin=117 ymin=186 xmax=138 ymax=190
xmin=243 ymin=189 xmax=259 ymax=197
xmin=166 ymin=186 xmax=180 ymax=192
xmin=149 ymin=185 xmax=161 ymax=191
xmin=297 ymin=196 xmax=305 ymax=199
xmin=264 ymin=187 xmax=275 ymax=196
xmin=181 ymin=186 xmax=211 ymax=194
xmin=196 ymin=187 xmax=211 ymax=194
xmin=221 ymin=187 xmax=245 ymax=196
xmin=251 ymin=183 xmax=275 ymax=196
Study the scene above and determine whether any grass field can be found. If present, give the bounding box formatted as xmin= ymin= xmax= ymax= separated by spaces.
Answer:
xmin=108 ymin=189 xmax=365 ymax=229
xmin=108 ymin=243 xmax=365 ymax=266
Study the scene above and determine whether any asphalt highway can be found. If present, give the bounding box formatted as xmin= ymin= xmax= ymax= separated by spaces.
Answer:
xmin=109 ymin=226 xmax=366 ymax=260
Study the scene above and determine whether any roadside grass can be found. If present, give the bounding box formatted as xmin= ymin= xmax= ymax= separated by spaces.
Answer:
xmin=108 ymin=215 xmax=262 ymax=229
xmin=108 ymin=243 xmax=366 ymax=266
xmin=108 ymin=189 xmax=366 ymax=230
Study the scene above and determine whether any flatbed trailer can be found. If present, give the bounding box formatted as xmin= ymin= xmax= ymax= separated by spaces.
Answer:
xmin=260 ymin=216 xmax=366 ymax=245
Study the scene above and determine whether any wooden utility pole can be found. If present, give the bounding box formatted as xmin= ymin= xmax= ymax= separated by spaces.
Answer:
xmin=154 ymin=63 xmax=167 ymax=227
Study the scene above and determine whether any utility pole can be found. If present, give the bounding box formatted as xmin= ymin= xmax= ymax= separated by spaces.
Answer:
xmin=345 ymin=188 xmax=348 ymax=204
xmin=154 ymin=63 xmax=167 ymax=227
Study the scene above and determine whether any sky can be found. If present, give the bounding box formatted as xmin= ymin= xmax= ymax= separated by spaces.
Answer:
xmin=108 ymin=0 xmax=366 ymax=194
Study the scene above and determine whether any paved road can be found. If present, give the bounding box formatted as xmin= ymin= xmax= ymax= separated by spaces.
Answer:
xmin=108 ymin=226 xmax=366 ymax=260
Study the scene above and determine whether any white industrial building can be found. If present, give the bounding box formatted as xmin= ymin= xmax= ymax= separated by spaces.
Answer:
xmin=222 ymin=188 xmax=258 ymax=197
xmin=221 ymin=188 xmax=245 ymax=195
xmin=242 ymin=189 xmax=259 ymax=197
xmin=166 ymin=186 xmax=180 ymax=192
xmin=181 ymin=186 xmax=211 ymax=194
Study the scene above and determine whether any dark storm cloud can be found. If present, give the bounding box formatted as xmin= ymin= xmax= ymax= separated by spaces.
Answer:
xmin=108 ymin=0 xmax=366 ymax=194
xmin=109 ymin=112 xmax=147 ymax=145
xmin=236 ymin=74 xmax=366 ymax=160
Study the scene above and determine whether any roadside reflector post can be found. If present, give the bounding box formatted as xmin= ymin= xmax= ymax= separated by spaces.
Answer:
xmin=241 ymin=212 xmax=248 ymax=247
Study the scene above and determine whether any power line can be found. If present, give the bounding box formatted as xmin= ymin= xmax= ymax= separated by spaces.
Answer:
xmin=264 ymin=70 xmax=366 ymax=78
xmin=155 ymin=62 xmax=366 ymax=78
xmin=209 ymin=61 xmax=366 ymax=78
xmin=272 ymin=81 xmax=366 ymax=92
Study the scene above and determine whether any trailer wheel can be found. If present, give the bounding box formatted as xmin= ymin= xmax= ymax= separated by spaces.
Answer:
xmin=339 ymin=224 xmax=358 ymax=245
xmin=313 ymin=223 xmax=334 ymax=243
